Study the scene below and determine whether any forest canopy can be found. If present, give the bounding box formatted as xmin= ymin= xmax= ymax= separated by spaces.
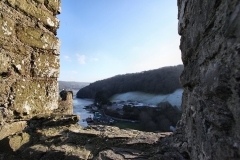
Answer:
xmin=76 ymin=65 xmax=183 ymax=99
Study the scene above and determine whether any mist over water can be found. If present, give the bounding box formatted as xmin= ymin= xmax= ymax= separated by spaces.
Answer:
xmin=111 ymin=89 xmax=183 ymax=108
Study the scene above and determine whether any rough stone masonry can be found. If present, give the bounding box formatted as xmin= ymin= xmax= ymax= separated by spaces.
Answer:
xmin=0 ymin=0 xmax=239 ymax=159
xmin=178 ymin=0 xmax=240 ymax=159
xmin=0 ymin=0 xmax=60 ymax=127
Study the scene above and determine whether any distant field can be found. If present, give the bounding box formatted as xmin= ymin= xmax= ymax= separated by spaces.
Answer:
xmin=110 ymin=89 xmax=183 ymax=108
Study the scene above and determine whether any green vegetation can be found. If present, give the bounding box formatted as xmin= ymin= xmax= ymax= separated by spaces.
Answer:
xmin=94 ymin=91 xmax=111 ymax=106
xmin=104 ymin=101 xmax=182 ymax=132
xmin=76 ymin=65 xmax=183 ymax=99
xmin=138 ymin=102 xmax=182 ymax=132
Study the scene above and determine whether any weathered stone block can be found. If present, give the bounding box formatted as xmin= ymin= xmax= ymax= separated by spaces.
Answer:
xmin=0 ymin=14 xmax=14 ymax=39
xmin=33 ymin=51 xmax=59 ymax=78
xmin=0 ymin=49 xmax=31 ymax=77
xmin=11 ymin=44 xmax=29 ymax=55
xmin=16 ymin=26 xmax=60 ymax=51
xmin=0 ymin=79 xmax=14 ymax=108
xmin=13 ymin=56 xmax=31 ymax=77
xmin=45 ymin=0 xmax=61 ymax=15
xmin=11 ymin=80 xmax=58 ymax=118
xmin=0 ymin=121 xmax=27 ymax=140
xmin=7 ymin=0 xmax=59 ymax=28
xmin=0 ymin=52 xmax=11 ymax=74
xmin=9 ymin=132 xmax=30 ymax=152
xmin=36 ymin=0 xmax=45 ymax=4
xmin=59 ymin=90 xmax=73 ymax=114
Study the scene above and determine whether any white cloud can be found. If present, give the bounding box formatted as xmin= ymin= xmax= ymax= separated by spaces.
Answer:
xmin=64 ymin=55 xmax=71 ymax=61
xmin=71 ymin=70 xmax=78 ymax=74
xmin=64 ymin=55 xmax=69 ymax=59
xmin=90 ymin=58 xmax=99 ymax=62
xmin=76 ymin=54 xmax=86 ymax=64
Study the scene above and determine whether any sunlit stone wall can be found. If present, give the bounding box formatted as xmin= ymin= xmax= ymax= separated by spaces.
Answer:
xmin=0 ymin=0 xmax=61 ymax=124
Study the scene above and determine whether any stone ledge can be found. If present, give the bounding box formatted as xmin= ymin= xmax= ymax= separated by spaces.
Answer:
xmin=0 ymin=121 xmax=27 ymax=140
xmin=0 ymin=121 xmax=173 ymax=159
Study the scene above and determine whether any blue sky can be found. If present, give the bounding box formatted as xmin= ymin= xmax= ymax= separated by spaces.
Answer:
xmin=57 ymin=0 xmax=182 ymax=82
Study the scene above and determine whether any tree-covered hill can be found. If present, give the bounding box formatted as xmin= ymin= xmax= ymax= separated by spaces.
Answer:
xmin=76 ymin=65 xmax=183 ymax=99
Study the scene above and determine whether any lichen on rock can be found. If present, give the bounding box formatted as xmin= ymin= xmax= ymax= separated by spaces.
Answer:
xmin=16 ymin=26 xmax=60 ymax=50
xmin=7 ymin=0 xmax=59 ymax=28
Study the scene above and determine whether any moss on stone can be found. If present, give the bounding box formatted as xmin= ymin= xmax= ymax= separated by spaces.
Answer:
xmin=13 ymin=44 xmax=28 ymax=55
xmin=33 ymin=52 xmax=59 ymax=78
xmin=16 ymin=26 xmax=60 ymax=50
xmin=45 ymin=0 xmax=61 ymax=15
xmin=0 ymin=53 xmax=11 ymax=73
xmin=7 ymin=0 xmax=59 ymax=28
xmin=0 ymin=0 xmax=61 ymax=126
xmin=12 ymin=80 xmax=58 ymax=118
xmin=0 ymin=14 xmax=14 ymax=39
xmin=9 ymin=132 xmax=30 ymax=151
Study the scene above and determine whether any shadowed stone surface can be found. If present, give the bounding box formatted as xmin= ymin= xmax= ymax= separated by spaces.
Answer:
xmin=0 ymin=116 xmax=171 ymax=159
xmin=177 ymin=0 xmax=240 ymax=159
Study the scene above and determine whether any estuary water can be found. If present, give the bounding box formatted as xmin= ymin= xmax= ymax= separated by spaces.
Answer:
xmin=73 ymin=89 xmax=183 ymax=127
xmin=73 ymin=96 xmax=94 ymax=127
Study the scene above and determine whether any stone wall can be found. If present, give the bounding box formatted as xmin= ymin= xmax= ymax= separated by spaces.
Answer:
xmin=0 ymin=0 xmax=61 ymax=124
xmin=58 ymin=90 xmax=73 ymax=114
xmin=178 ymin=0 xmax=240 ymax=159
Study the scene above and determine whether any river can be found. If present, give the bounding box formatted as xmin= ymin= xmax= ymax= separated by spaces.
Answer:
xmin=73 ymin=96 xmax=94 ymax=127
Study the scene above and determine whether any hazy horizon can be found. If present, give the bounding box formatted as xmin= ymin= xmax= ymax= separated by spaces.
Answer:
xmin=59 ymin=64 xmax=183 ymax=83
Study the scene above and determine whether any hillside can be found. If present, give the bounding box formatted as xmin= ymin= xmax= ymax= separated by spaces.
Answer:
xmin=59 ymin=81 xmax=90 ymax=95
xmin=76 ymin=65 xmax=183 ymax=99
xmin=110 ymin=89 xmax=183 ymax=108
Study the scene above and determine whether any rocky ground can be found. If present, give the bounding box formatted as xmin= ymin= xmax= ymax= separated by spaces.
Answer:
xmin=0 ymin=114 xmax=184 ymax=160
